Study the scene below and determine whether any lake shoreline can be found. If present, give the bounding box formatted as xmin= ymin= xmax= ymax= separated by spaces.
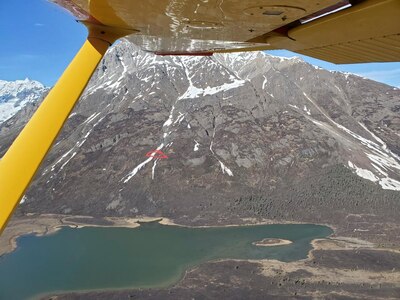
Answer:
xmin=2 ymin=214 xmax=399 ymax=300
xmin=0 ymin=214 xmax=332 ymax=257
xmin=0 ymin=216 xmax=333 ymax=300
xmin=4 ymin=214 xmax=398 ymax=259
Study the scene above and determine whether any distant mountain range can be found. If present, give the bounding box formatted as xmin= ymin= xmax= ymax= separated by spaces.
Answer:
xmin=1 ymin=40 xmax=399 ymax=240
xmin=0 ymin=78 xmax=48 ymax=124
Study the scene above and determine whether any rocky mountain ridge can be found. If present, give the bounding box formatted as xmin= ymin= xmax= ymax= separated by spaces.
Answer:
xmin=43 ymin=40 xmax=400 ymax=189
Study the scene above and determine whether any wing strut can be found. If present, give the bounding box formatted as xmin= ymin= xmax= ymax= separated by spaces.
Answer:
xmin=0 ymin=37 xmax=110 ymax=233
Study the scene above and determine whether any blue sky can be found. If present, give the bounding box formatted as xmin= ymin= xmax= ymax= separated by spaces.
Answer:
xmin=267 ymin=50 xmax=400 ymax=88
xmin=0 ymin=0 xmax=86 ymax=86
xmin=1 ymin=0 xmax=399 ymax=87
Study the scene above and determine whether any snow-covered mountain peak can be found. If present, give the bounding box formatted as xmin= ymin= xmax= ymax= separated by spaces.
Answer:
xmin=0 ymin=78 xmax=45 ymax=94
xmin=0 ymin=78 xmax=49 ymax=124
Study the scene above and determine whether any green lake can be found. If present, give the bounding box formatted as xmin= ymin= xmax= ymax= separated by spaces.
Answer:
xmin=0 ymin=222 xmax=332 ymax=299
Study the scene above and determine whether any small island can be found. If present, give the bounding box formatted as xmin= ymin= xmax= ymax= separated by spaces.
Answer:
xmin=253 ymin=238 xmax=293 ymax=247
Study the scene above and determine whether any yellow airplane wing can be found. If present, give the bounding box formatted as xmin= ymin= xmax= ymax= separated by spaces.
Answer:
xmin=0 ymin=0 xmax=399 ymax=233
xmin=52 ymin=0 xmax=400 ymax=63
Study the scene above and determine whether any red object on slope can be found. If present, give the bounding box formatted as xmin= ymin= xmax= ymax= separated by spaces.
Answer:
xmin=145 ymin=150 xmax=168 ymax=159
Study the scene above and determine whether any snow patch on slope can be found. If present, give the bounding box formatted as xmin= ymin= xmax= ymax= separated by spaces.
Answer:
xmin=151 ymin=159 xmax=159 ymax=180
xmin=43 ymin=113 xmax=105 ymax=176
xmin=219 ymin=161 xmax=234 ymax=177
xmin=194 ymin=140 xmax=200 ymax=152
xmin=348 ymin=161 xmax=379 ymax=182
xmin=163 ymin=106 xmax=175 ymax=127
xmin=179 ymin=79 xmax=246 ymax=100
xmin=298 ymin=88 xmax=400 ymax=191
xmin=178 ymin=57 xmax=246 ymax=100
xmin=122 ymin=143 xmax=164 ymax=183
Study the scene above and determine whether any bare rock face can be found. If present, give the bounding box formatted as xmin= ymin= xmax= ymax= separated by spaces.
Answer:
xmin=1 ymin=40 xmax=399 ymax=235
